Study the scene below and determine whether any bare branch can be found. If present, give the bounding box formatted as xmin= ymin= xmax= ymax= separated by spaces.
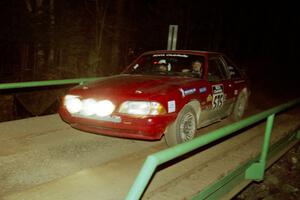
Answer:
xmin=49 ymin=0 xmax=55 ymax=25
xmin=36 ymin=0 xmax=43 ymax=8
xmin=24 ymin=0 xmax=33 ymax=12
xmin=97 ymin=1 xmax=110 ymax=52
xmin=49 ymin=0 xmax=54 ymax=11
xmin=84 ymin=0 xmax=95 ymax=17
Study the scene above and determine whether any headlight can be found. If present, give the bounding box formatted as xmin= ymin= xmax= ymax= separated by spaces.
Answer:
xmin=119 ymin=101 xmax=166 ymax=116
xmin=81 ymin=99 xmax=97 ymax=116
xmin=64 ymin=95 xmax=115 ymax=117
xmin=95 ymin=100 xmax=115 ymax=117
xmin=64 ymin=95 xmax=82 ymax=114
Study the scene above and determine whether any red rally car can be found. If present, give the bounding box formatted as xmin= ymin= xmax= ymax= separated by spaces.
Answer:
xmin=59 ymin=50 xmax=250 ymax=146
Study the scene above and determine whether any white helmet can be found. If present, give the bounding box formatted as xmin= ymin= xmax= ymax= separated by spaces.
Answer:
xmin=158 ymin=59 xmax=167 ymax=65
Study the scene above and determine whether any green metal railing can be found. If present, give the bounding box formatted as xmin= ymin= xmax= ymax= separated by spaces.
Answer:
xmin=0 ymin=77 xmax=100 ymax=90
xmin=126 ymin=98 xmax=300 ymax=200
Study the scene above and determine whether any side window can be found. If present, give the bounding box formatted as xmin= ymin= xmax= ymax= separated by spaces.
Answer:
xmin=221 ymin=56 xmax=241 ymax=79
xmin=208 ymin=58 xmax=228 ymax=82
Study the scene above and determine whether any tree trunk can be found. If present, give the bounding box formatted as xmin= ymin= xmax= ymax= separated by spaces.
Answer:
xmin=47 ymin=0 xmax=56 ymax=71
xmin=111 ymin=0 xmax=124 ymax=73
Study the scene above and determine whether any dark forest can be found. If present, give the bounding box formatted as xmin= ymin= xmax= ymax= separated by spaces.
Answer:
xmin=0 ymin=0 xmax=299 ymax=120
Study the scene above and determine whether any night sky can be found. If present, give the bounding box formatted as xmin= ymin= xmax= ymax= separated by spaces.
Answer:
xmin=0 ymin=0 xmax=299 ymax=85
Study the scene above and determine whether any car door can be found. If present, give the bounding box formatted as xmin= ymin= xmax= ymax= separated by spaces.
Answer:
xmin=206 ymin=55 xmax=233 ymax=120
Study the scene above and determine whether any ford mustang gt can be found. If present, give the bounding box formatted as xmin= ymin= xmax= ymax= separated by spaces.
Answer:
xmin=59 ymin=50 xmax=250 ymax=146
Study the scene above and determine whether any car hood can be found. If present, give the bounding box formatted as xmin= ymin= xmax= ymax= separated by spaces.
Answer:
xmin=70 ymin=74 xmax=197 ymax=99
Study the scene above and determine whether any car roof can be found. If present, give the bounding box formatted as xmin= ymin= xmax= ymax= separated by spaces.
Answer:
xmin=143 ymin=50 xmax=222 ymax=56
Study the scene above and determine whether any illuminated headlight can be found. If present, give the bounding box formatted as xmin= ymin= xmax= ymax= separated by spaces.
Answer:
xmin=64 ymin=95 xmax=115 ymax=117
xmin=81 ymin=99 xmax=115 ymax=117
xmin=95 ymin=100 xmax=115 ymax=117
xmin=119 ymin=101 xmax=166 ymax=116
xmin=64 ymin=95 xmax=82 ymax=114
xmin=81 ymin=99 xmax=97 ymax=116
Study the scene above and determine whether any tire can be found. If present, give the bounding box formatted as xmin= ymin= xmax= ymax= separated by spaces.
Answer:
xmin=232 ymin=92 xmax=248 ymax=121
xmin=164 ymin=105 xmax=197 ymax=146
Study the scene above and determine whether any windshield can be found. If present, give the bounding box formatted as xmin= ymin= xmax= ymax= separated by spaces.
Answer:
xmin=124 ymin=53 xmax=205 ymax=78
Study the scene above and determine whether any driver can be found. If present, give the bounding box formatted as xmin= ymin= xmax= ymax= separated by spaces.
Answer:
xmin=157 ymin=59 xmax=168 ymax=72
xmin=191 ymin=60 xmax=203 ymax=76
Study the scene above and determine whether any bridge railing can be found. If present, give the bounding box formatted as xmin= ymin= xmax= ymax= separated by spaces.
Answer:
xmin=125 ymin=98 xmax=300 ymax=200
xmin=0 ymin=77 xmax=100 ymax=90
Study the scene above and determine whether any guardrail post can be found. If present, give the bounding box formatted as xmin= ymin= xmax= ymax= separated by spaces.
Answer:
xmin=125 ymin=155 xmax=158 ymax=200
xmin=245 ymin=114 xmax=275 ymax=181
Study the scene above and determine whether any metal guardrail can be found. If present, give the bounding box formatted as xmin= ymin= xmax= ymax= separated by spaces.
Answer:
xmin=126 ymin=98 xmax=300 ymax=200
xmin=0 ymin=77 xmax=100 ymax=90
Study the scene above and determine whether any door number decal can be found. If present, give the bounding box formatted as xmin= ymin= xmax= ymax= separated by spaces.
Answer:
xmin=212 ymin=85 xmax=224 ymax=109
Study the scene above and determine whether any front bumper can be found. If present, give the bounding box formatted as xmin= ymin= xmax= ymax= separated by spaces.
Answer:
xmin=59 ymin=107 xmax=176 ymax=140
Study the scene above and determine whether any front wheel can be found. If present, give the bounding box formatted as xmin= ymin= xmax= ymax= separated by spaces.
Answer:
xmin=164 ymin=105 xmax=197 ymax=146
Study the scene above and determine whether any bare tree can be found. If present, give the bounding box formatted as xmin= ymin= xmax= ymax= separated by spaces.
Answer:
xmin=85 ymin=0 xmax=110 ymax=74
xmin=23 ymin=0 xmax=48 ymax=79
xmin=48 ymin=0 xmax=56 ymax=68
xmin=110 ymin=0 xmax=124 ymax=72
